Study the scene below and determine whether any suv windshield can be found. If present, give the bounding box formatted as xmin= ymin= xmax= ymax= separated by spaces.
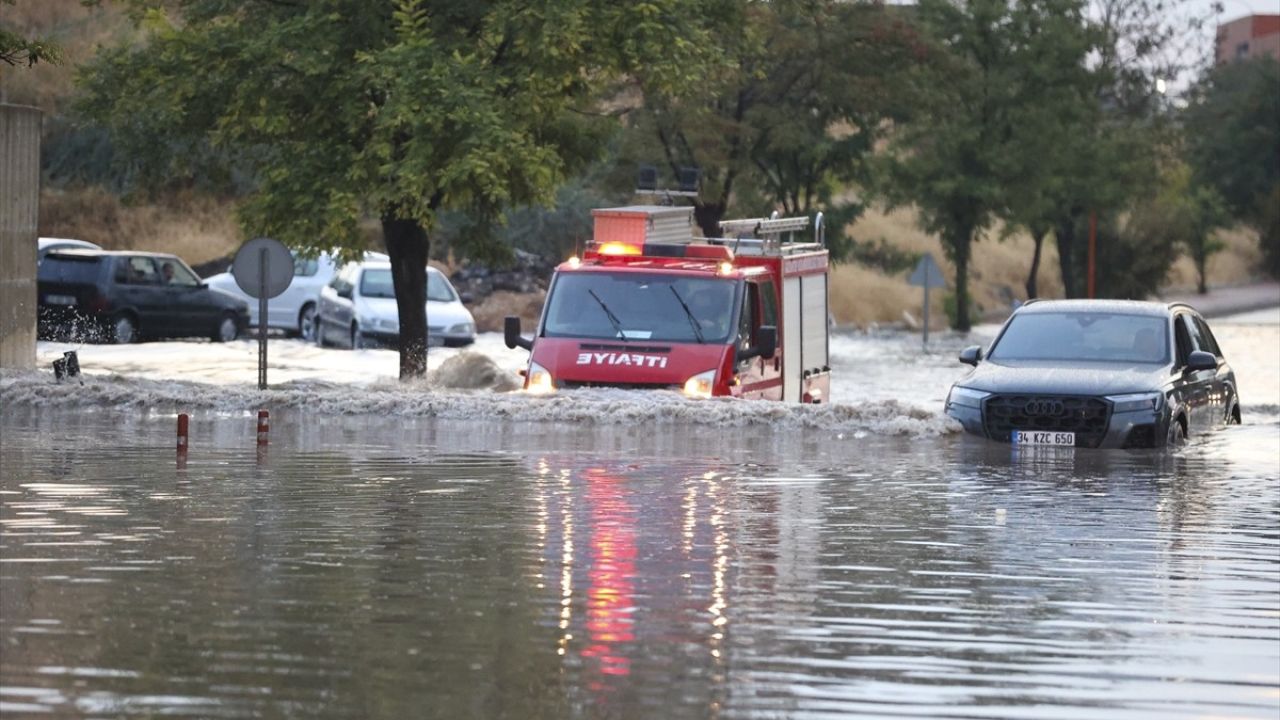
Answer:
xmin=37 ymin=255 xmax=102 ymax=283
xmin=359 ymin=267 xmax=458 ymax=302
xmin=543 ymin=272 xmax=738 ymax=343
xmin=989 ymin=312 xmax=1170 ymax=364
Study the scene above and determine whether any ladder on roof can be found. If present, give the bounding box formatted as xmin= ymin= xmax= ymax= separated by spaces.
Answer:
xmin=716 ymin=211 xmax=825 ymax=255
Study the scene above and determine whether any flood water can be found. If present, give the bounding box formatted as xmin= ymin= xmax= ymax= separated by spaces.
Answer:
xmin=2 ymin=408 xmax=1278 ymax=719
xmin=5 ymin=311 xmax=1280 ymax=718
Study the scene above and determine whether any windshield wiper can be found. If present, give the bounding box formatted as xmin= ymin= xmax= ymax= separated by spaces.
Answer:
xmin=668 ymin=286 xmax=705 ymax=344
xmin=588 ymin=290 xmax=628 ymax=340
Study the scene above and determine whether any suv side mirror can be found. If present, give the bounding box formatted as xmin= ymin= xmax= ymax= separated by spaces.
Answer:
xmin=959 ymin=345 xmax=982 ymax=366
xmin=1186 ymin=349 xmax=1217 ymax=372
xmin=504 ymin=316 xmax=532 ymax=351
xmin=337 ymin=286 xmax=352 ymax=300
xmin=737 ymin=325 xmax=777 ymax=363
xmin=460 ymin=292 xmax=474 ymax=305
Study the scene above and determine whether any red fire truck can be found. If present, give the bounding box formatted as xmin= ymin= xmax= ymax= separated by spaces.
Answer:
xmin=504 ymin=205 xmax=831 ymax=402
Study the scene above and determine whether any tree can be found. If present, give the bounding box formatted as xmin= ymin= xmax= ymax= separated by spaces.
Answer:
xmin=78 ymin=0 xmax=720 ymax=378
xmin=0 ymin=0 xmax=63 ymax=68
xmin=1183 ymin=57 xmax=1280 ymax=279
xmin=627 ymin=1 xmax=918 ymax=243
xmin=883 ymin=0 xmax=1056 ymax=331
xmin=994 ymin=0 xmax=1099 ymax=298
xmin=1046 ymin=0 xmax=1216 ymax=298
xmin=1184 ymin=185 xmax=1229 ymax=294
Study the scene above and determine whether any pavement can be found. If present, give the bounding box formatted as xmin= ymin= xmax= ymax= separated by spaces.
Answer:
xmin=1156 ymin=282 xmax=1280 ymax=318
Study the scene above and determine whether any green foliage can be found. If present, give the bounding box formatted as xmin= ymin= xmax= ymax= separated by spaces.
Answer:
xmin=1 ymin=0 xmax=64 ymax=68
xmin=942 ymin=291 xmax=980 ymax=328
xmin=882 ymin=0 xmax=1096 ymax=329
xmin=1092 ymin=211 xmax=1179 ymax=301
xmin=1183 ymin=58 xmax=1280 ymax=278
xmin=625 ymin=1 xmax=919 ymax=240
xmin=77 ymin=0 xmax=721 ymax=259
xmin=76 ymin=0 xmax=722 ymax=376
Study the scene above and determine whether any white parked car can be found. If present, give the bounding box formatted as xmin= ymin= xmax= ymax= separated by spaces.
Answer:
xmin=38 ymin=237 xmax=101 ymax=265
xmin=316 ymin=261 xmax=476 ymax=349
xmin=204 ymin=250 xmax=387 ymax=341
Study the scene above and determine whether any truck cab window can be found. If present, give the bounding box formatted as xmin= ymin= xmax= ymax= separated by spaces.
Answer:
xmin=738 ymin=283 xmax=759 ymax=352
xmin=759 ymin=279 xmax=778 ymax=327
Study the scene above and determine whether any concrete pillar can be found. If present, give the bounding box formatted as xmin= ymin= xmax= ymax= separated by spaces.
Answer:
xmin=0 ymin=104 xmax=41 ymax=370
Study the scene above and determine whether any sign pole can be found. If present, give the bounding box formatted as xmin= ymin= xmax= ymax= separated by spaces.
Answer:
xmin=258 ymin=248 xmax=268 ymax=390
xmin=923 ymin=281 xmax=930 ymax=348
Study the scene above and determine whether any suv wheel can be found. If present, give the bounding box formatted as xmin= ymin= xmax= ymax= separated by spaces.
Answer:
xmin=351 ymin=324 xmax=365 ymax=350
xmin=212 ymin=314 xmax=239 ymax=343
xmin=1166 ymin=417 xmax=1187 ymax=448
xmin=112 ymin=314 xmax=138 ymax=344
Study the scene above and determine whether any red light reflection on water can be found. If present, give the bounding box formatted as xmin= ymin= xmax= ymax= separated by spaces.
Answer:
xmin=579 ymin=469 xmax=636 ymax=682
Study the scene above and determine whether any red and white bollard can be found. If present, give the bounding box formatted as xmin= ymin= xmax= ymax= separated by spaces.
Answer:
xmin=177 ymin=413 xmax=190 ymax=451
xmin=257 ymin=410 xmax=269 ymax=446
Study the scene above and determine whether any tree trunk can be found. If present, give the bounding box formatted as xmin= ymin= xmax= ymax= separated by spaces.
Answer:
xmin=693 ymin=201 xmax=727 ymax=239
xmin=1196 ymin=251 xmax=1208 ymax=295
xmin=1026 ymin=229 xmax=1045 ymax=299
xmin=1055 ymin=215 xmax=1081 ymax=298
xmin=382 ymin=216 xmax=429 ymax=379
xmin=950 ymin=228 xmax=973 ymax=332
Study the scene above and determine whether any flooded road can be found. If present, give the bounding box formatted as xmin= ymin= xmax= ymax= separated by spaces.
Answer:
xmin=2 ymin=410 xmax=1277 ymax=719
xmin=4 ymin=311 xmax=1279 ymax=718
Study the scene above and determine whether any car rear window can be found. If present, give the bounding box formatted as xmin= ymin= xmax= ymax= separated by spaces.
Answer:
xmin=37 ymin=255 xmax=103 ymax=284
xmin=989 ymin=312 xmax=1170 ymax=364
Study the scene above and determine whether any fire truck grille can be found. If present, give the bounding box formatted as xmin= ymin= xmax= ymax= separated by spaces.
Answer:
xmin=983 ymin=395 xmax=1112 ymax=448
xmin=560 ymin=380 xmax=681 ymax=391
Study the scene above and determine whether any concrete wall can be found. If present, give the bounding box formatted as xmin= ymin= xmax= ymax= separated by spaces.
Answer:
xmin=1 ymin=104 xmax=42 ymax=370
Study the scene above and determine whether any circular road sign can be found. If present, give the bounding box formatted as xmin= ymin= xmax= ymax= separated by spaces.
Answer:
xmin=232 ymin=237 xmax=293 ymax=299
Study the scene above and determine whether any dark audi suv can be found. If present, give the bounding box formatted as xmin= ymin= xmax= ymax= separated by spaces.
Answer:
xmin=945 ymin=300 xmax=1239 ymax=448
xmin=38 ymin=249 xmax=249 ymax=344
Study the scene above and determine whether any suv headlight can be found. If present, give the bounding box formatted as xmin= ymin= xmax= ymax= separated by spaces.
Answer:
xmin=526 ymin=361 xmax=555 ymax=395
xmin=1107 ymin=392 xmax=1162 ymax=413
xmin=947 ymin=386 xmax=990 ymax=409
xmin=683 ymin=369 xmax=717 ymax=399
xmin=448 ymin=322 xmax=474 ymax=335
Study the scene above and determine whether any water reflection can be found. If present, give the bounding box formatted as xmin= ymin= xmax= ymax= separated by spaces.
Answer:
xmin=1 ymin=410 xmax=1276 ymax=719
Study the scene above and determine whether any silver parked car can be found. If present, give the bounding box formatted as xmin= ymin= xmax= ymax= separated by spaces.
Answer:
xmin=316 ymin=261 xmax=476 ymax=349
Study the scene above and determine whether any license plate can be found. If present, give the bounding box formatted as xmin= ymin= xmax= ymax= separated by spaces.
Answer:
xmin=46 ymin=294 xmax=76 ymax=306
xmin=1014 ymin=430 xmax=1075 ymax=447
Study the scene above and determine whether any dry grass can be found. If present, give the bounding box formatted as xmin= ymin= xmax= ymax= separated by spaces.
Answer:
xmin=39 ymin=187 xmax=242 ymax=267
xmin=0 ymin=0 xmax=134 ymax=114
xmin=834 ymin=206 xmax=1063 ymax=327
xmin=1165 ymin=226 xmax=1264 ymax=292
xmin=469 ymin=290 xmax=546 ymax=333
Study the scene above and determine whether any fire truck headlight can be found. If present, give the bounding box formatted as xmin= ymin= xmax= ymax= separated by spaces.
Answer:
xmin=526 ymin=361 xmax=556 ymax=395
xmin=682 ymin=369 xmax=717 ymax=399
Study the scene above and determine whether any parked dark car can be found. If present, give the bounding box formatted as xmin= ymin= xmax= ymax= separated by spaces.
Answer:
xmin=38 ymin=250 xmax=250 ymax=344
xmin=945 ymin=300 xmax=1239 ymax=448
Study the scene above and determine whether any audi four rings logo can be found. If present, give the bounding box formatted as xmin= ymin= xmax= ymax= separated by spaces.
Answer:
xmin=1024 ymin=399 xmax=1065 ymax=416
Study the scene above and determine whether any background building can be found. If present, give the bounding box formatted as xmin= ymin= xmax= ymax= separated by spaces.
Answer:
xmin=1216 ymin=14 xmax=1280 ymax=64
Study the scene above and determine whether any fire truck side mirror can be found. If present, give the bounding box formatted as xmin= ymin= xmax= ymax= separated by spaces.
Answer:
xmin=504 ymin=316 xmax=533 ymax=351
xmin=739 ymin=325 xmax=778 ymax=363
xmin=757 ymin=325 xmax=777 ymax=360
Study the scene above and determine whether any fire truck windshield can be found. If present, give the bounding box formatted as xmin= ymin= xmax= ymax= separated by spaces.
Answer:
xmin=543 ymin=272 xmax=738 ymax=344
